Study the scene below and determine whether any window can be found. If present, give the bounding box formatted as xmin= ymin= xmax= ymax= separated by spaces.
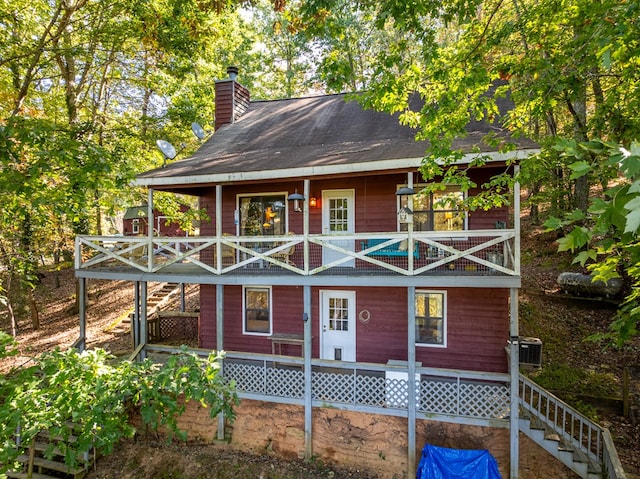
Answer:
xmin=132 ymin=219 xmax=140 ymax=235
xmin=415 ymin=291 xmax=446 ymax=347
xmin=239 ymin=194 xmax=286 ymax=236
xmin=243 ymin=287 xmax=271 ymax=335
xmin=399 ymin=185 xmax=465 ymax=232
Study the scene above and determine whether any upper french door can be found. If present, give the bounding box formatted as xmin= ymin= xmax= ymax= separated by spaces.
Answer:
xmin=321 ymin=189 xmax=355 ymax=267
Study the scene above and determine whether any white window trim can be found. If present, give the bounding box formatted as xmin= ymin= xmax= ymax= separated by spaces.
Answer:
xmin=236 ymin=191 xmax=289 ymax=235
xmin=242 ymin=285 xmax=273 ymax=336
xmin=132 ymin=219 xmax=140 ymax=235
xmin=415 ymin=289 xmax=447 ymax=349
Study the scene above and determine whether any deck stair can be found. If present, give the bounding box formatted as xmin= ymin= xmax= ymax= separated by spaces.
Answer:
xmin=519 ymin=414 xmax=602 ymax=479
xmin=6 ymin=427 xmax=92 ymax=479
xmin=519 ymin=374 xmax=627 ymax=479
xmin=108 ymin=282 xmax=182 ymax=336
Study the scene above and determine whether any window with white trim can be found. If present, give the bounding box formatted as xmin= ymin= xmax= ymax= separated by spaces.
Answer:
xmin=415 ymin=291 xmax=446 ymax=346
xmin=399 ymin=185 xmax=465 ymax=232
xmin=132 ymin=219 xmax=140 ymax=235
xmin=243 ymin=286 xmax=272 ymax=335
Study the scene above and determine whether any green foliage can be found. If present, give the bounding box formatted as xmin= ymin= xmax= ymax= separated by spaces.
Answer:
xmin=544 ymin=140 xmax=640 ymax=345
xmin=0 ymin=347 xmax=238 ymax=473
xmin=529 ymin=363 xmax=619 ymax=420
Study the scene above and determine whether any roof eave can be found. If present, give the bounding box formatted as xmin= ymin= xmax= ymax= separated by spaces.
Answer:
xmin=133 ymin=148 xmax=539 ymax=188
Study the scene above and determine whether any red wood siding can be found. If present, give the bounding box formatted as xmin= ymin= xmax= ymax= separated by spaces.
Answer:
xmin=197 ymin=169 xmax=511 ymax=235
xmin=199 ymin=285 xmax=509 ymax=373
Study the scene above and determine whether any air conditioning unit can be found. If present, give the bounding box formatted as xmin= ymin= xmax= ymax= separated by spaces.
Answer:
xmin=519 ymin=337 xmax=543 ymax=368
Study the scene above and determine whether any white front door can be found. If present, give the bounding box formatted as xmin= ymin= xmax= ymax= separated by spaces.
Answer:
xmin=321 ymin=189 xmax=355 ymax=267
xmin=320 ymin=290 xmax=356 ymax=361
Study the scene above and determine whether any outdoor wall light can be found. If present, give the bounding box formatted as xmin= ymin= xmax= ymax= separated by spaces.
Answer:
xmin=309 ymin=196 xmax=318 ymax=208
xmin=396 ymin=185 xmax=415 ymax=224
xmin=288 ymin=189 xmax=305 ymax=213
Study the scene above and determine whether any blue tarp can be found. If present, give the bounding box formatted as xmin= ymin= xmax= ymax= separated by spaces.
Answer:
xmin=416 ymin=444 xmax=502 ymax=479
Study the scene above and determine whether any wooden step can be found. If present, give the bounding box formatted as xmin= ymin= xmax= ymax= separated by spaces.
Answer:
xmin=6 ymin=472 xmax=61 ymax=479
xmin=16 ymin=455 xmax=87 ymax=478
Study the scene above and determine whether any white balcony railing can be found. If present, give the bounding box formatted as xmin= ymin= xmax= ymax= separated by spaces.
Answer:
xmin=76 ymin=230 xmax=519 ymax=277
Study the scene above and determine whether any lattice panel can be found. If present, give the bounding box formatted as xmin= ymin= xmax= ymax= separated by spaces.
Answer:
xmin=266 ymin=367 xmax=304 ymax=398
xmin=151 ymin=316 xmax=198 ymax=342
xmin=356 ymin=375 xmax=386 ymax=406
xmin=224 ymin=362 xmax=266 ymax=394
xmin=459 ymin=383 xmax=510 ymax=418
xmin=385 ymin=378 xmax=420 ymax=408
xmin=419 ymin=380 xmax=459 ymax=415
xmin=312 ymin=371 xmax=355 ymax=403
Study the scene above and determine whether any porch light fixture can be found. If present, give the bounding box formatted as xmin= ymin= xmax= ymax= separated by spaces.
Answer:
xmin=288 ymin=189 xmax=305 ymax=213
xmin=396 ymin=185 xmax=416 ymax=224
xmin=309 ymin=196 xmax=318 ymax=208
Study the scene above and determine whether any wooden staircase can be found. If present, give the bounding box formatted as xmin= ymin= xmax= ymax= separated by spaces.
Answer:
xmin=106 ymin=282 xmax=183 ymax=337
xmin=519 ymin=414 xmax=602 ymax=479
xmin=519 ymin=374 xmax=628 ymax=479
xmin=6 ymin=429 xmax=92 ymax=479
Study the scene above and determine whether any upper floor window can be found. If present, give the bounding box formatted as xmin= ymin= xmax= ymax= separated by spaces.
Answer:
xmin=243 ymin=286 xmax=271 ymax=335
xmin=399 ymin=185 xmax=465 ymax=232
xmin=415 ymin=290 xmax=446 ymax=347
xmin=239 ymin=194 xmax=286 ymax=236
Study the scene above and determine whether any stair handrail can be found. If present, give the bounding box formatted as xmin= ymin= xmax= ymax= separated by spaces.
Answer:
xmin=519 ymin=374 xmax=627 ymax=479
xmin=602 ymin=427 xmax=628 ymax=479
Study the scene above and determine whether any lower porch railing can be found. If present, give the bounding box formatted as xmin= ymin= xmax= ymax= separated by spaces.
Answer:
xmin=145 ymin=345 xmax=510 ymax=425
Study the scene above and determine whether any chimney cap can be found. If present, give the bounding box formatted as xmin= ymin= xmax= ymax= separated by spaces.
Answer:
xmin=227 ymin=66 xmax=238 ymax=81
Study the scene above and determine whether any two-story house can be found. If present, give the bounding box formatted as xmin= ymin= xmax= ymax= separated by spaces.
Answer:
xmin=74 ymin=68 xmax=624 ymax=479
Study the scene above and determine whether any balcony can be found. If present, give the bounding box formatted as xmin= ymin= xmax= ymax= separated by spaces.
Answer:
xmin=76 ymin=230 xmax=519 ymax=283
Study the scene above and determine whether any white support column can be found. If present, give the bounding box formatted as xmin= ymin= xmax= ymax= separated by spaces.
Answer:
xmin=147 ymin=189 xmax=154 ymax=271
xmin=509 ymin=287 xmax=520 ymax=479
xmin=513 ymin=165 xmax=521 ymax=275
xmin=303 ymin=285 xmax=313 ymax=460
xmin=139 ymin=282 xmax=147 ymax=361
xmin=303 ymin=179 xmax=310 ymax=273
xmin=133 ymin=281 xmax=140 ymax=348
xmin=407 ymin=173 xmax=415 ymax=274
xmin=407 ymin=286 xmax=417 ymax=475
xmin=216 ymin=185 xmax=222 ymax=271
xmin=216 ymin=284 xmax=225 ymax=441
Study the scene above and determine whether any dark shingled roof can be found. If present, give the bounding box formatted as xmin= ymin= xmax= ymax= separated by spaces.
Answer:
xmin=137 ymin=92 xmax=536 ymax=184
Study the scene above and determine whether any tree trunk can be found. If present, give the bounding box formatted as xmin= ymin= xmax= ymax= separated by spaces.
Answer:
xmin=29 ymin=290 xmax=39 ymax=330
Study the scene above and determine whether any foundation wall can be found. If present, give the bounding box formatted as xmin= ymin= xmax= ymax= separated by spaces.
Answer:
xmin=138 ymin=398 xmax=578 ymax=479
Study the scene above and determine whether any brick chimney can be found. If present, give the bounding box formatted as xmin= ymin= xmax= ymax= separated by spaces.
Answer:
xmin=214 ymin=66 xmax=250 ymax=130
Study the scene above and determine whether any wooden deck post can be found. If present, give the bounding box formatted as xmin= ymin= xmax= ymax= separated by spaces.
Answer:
xmin=217 ymin=284 xmax=225 ymax=441
xmin=509 ymin=287 xmax=519 ymax=478
xmin=78 ymin=278 xmax=86 ymax=352
xmin=407 ymin=286 xmax=417 ymax=475
xmin=303 ymin=284 xmax=313 ymax=460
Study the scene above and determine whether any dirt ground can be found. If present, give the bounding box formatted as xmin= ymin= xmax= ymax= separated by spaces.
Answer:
xmin=1 ymin=217 xmax=639 ymax=477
